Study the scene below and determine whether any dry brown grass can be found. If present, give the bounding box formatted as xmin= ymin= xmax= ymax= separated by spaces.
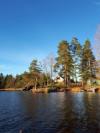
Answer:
xmin=70 ymin=87 xmax=81 ymax=92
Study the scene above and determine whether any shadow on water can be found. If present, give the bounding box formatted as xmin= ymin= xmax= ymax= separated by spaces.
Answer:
xmin=0 ymin=92 xmax=100 ymax=133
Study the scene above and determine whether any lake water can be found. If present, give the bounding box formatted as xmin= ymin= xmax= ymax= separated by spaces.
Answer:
xmin=0 ymin=92 xmax=100 ymax=133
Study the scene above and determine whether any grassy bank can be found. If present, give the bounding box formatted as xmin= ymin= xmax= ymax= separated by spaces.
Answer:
xmin=0 ymin=88 xmax=23 ymax=91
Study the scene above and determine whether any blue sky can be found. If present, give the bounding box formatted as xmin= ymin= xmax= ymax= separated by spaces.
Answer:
xmin=0 ymin=0 xmax=100 ymax=75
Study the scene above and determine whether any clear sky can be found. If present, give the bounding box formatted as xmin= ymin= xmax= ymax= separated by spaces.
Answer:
xmin=0 ymin=0 xmax=100 ymax=75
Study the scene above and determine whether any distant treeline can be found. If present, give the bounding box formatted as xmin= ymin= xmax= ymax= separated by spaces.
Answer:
xmin=0 ymin=37 xmax=99 ymax=89
xmin=0 ymin=72 xmax=51 ymax=89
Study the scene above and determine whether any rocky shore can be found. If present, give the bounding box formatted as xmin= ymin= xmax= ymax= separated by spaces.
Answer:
xmin=0 ymin=86 xmax=100 ymax=93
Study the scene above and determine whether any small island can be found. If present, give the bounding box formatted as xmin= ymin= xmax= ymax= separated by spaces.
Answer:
xmin=0 ymin=39 xmax=100 ymax=93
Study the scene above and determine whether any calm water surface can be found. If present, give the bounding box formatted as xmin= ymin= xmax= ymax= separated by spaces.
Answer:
xmin=0 ymin=92 xmax=100 ymax=133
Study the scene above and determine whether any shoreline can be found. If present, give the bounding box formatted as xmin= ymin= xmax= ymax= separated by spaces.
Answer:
xmin=0 ymin=86 xmax=100 ymax=93
xmin=0 ymin=88 xmax=23 ymax=91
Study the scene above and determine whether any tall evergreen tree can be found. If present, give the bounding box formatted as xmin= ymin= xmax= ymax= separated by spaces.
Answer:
xmin=81 ymin=40 xmax=96 ymax=87
xmin=29 ymin=59 xmax=42 ymax=90
xmin=0 ymin=73 xmax=5 ymax=89
xmin=70 ymin=37 xmax=82 ymax=83
xmin=29 ymin=60 xmax=41 ymax=73
xmin=55 ymin=40 xmax=73 ymax=88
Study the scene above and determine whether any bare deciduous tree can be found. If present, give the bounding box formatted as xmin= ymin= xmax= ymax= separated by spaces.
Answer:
xmin=94 ymin=25 xmax=100 ymax=60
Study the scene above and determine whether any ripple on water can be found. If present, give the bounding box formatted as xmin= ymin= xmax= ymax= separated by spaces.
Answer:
xmin=0 ymin=92 xmax=100 ymax=133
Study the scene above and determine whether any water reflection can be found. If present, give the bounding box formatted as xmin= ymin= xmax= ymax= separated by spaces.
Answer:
xmin=0 ymin=92 xmax=100 ymax=133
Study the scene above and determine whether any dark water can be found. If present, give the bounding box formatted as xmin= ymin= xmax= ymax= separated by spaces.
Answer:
xmin=0 ymin=92 xmax=100 ymax=133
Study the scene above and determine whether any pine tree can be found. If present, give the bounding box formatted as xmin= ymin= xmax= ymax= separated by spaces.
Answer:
xmin=29 ymin=60 xmax=41 ymax=73
xmin=70 ymin=37 xmax=82 ymax=83
xmin=0 ymin=73 xmax=5 ymax=89
xmin=29 ymin=59 xmax=41 ymax=90
xmin=55 ymin=40 xmax=73 ymax=88
xmin=81 ymin=40 xmax=96 ymax=87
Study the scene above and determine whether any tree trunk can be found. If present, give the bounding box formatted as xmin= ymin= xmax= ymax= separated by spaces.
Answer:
xmin=34 ymin=77 xmax=37 ymax=90
xmin=64 ymin=73 xmax=67 ymax=88
xmin=64 ymin=65 xmax=69 ymax=89
xmin=66 ymin=75 xmax=69 ymax=89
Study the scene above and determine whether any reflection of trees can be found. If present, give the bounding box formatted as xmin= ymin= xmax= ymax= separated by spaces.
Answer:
xmin=12 ymin=92 xmax=100 ymax=132
xmin=57 ymin=93 xmax=100 ymax=133
xmin=57 ymin=93 xmax=85 ymax=133
xmin=16 ymin=92 xmax=43 ymax=131
xmin=83 ymin=93 xmax=100 ymax=132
